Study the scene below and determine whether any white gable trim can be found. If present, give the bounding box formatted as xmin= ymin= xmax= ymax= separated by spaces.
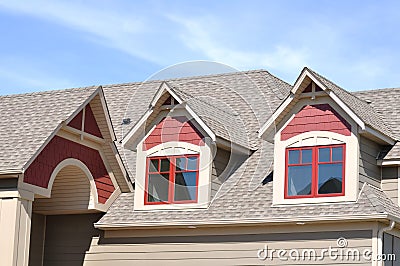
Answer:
xmin=22 ymin=87 xmax=102 ymax=172
xmin=121 ymin=82 xmax=216 ymax=149
xmin=258 ymin=69 xmax=366 ymax=139
xmin=327 ymin=90 xmax=365 ymax=129
xmin=258 ymin=93 xmax=294 ymax=138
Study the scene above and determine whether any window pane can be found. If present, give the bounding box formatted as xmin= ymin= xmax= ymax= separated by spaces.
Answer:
xmin=318 ymin=148 xmax=330 ymax=162
xmin=288 ymin=150 xmax=300 ymax=164
xmin=147 ymin=174 xmax=169 ymax=202
xmin=302 ymin=149 xmax=312 ymax=164
xmin=332 ymin=147 xmax=343 ymax=161
xmin=148 ymin=159 xmax=159 ymax=172
xmin=287 ymin=165 xmax=312 ymax=196
xmin=175 ymin=157 xmax=186 ymax=171
xmin=187 ymin=156 xmax=198 ymax=170
xmin=383 ymin=233 xmax=393 ymax=262
xmin=160 ymin=159 xmax=170 ymax=172
xmin=318 ymin=163 xmax=343 ymax=194
xmin=174 ymin=172 xmax=197 ymax=201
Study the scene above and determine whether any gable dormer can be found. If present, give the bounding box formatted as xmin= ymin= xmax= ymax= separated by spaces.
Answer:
xmin=259 ymin=67 xmax=395 ymax=205
xmin=123 ymin=82 xmax=249 ymax=210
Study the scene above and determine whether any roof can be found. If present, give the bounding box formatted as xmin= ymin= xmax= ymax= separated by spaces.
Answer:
xmin=0 ymin=86 xmax=99 ymax=172
xmin=308 ymin=68 xmax=396 ymax=140
xmin=2 ymin=68 xmax=400 ymax=227
xmin=97 ymin=145 xmax=400 ymax=227
xmin=354 ymin=87 xmax=400 ymax=159
xmin=102 ymin=70 xmax=291 ymax=176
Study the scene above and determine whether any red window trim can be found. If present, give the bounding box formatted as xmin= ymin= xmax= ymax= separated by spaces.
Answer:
xmin=284 ymin=144 xmax=346 ymax=199
xmin=144 ymin=154 xmax=200 ymax=205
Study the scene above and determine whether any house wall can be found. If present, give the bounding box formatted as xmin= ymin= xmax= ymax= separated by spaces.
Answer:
xmin=381 ymin=167 xmax=398 ymax=205
xmin=359 ymin=136 xmax=381 ymax=188
xmin=273 ymin=96 xmax=360 ymax=205
xmin=42 ymin=213 xmax=102 ymax=266
xmin=33 ymin=165 xmax=92 ymax=214
xmin=29 ymin=213 xmax=46 ymax=266
xmin=211 ymin=148 xmax=230 ymax=198
xmin=84 ymin=222 xmax=373 ymax=266
xmin=23 ymin=135 xmax=115 ymax=204
xmin=211 ymin=149 xmax=248 ymax=199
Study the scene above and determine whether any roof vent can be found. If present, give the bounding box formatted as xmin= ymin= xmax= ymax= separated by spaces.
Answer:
xmin=122 ymin=118 xmax=131 ymax=125
xmin=365 ymin=100 xmax=372 ymax=104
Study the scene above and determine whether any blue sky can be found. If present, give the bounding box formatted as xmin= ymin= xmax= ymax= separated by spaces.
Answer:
xmin=0 ymin=0 xmax=399 ymax=95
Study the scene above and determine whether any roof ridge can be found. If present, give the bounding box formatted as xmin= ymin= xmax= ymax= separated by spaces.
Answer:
xmin=102 ymin=69 xmax=276 ymax=89
xmin=354 ymin=87 xmax=400 ymax=94
xmin=0 ymin=85 xmax=99 ymax=98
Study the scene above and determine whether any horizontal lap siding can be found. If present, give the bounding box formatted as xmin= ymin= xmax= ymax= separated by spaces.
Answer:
xmin=84 ymin=229 xmax=372 ymax=266
xmin=33 ymin=165 xmax=91 ymax=214
xmin=382 ymin=167 xmax=398 ymax=204
xmin=359 ymin=136 xmax=381 ymax=188
xmin=211 ymin=148 xmax=230 ymax=198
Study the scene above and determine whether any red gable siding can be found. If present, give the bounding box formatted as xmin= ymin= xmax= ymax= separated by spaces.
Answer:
xmin=68 ymin=109 xmax=83 ymax=130
xmin=281 ymin=104 xmax=351 ymax=141
xmin=67 ymin=105 xmax=103 ymax=138
xmin=84 ymin=105 xmax=103 ymax=138
xmin=143 ymin=116 xmax=205 ymax=151
xmin=24 ymin=136 xmax=114 ymax=204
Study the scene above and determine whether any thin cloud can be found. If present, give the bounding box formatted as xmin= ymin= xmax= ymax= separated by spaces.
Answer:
xmin=0 ymin=1 xmax=164 ymax=63
xmin=167 ymin=14 xmax=310 ymax=73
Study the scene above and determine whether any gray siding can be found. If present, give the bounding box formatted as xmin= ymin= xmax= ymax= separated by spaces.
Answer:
xmin=211 ymin=148 xmax=230 ymax=198
xmin=84 ymin=229 xmax=372 ymax=265
xmin=29 ymin=213 xmax=46 ymax=266
xmin=359 ymin=136 xmax=381 ymax=188
xmin=382 ymin=167 xmax=398 ymax=205
xmin=43 ymin=213 xmax=102 ymax=266
xmin=211 ymin=149 xmax=248 ymax=198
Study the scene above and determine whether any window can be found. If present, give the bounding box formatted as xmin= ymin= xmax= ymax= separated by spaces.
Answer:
xmin=145 ymin=154 xmax=199 ymax=204
xmin=285 ymin=144 xmax=345 ymax=198
xmin=383 ymin=233 xmax=400 ymax=265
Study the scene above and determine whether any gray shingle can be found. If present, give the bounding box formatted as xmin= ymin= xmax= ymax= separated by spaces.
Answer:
xmin=0 ymin=86 xmax=99 ymax=171
xmin=98 ymin=145 xmax=396 ymax=226
xmin=354 ymin=87 xmax=400 ymax=159
xmin=308 ymin=68 xmax=396 ymax=140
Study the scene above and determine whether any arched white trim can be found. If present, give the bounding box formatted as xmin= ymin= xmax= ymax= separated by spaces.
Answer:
xmin=285 ymin=131 xmax=347 ymax=148
xmin=47 ymin=158 xmax=98 ymax=209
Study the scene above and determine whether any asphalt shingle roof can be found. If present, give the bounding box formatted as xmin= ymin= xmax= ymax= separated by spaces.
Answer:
xmin=98 ymin=146 xmax=400 ymax=226
xmin=1 ymin=68 xmax=400 ymax=227
xmin=354 ymin=87 xmax=400 ymax=159
xmin=0 ymin=86 xmax=99 ymax=171
xmin=308 ymin=68 xmax=396 ymax=140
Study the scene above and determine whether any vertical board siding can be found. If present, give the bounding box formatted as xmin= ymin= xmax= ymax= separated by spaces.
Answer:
xmin=33 ymin=166 xmax=91 ymax=214
xmin=281 ymin=104 xmax=351 ymax=141
xmin=359 ymin=136 xmax=381 ymax=188
xmin=43 ymin=213 xmax=102 ymax=266
xmin=84 ymin=229 xmax=372 ymax=266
